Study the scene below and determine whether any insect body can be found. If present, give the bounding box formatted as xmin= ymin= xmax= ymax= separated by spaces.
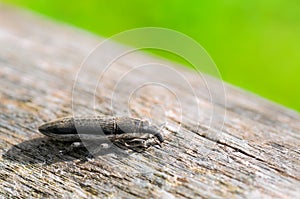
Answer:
xmin=38 ymin=116 xmax=164 ymax=151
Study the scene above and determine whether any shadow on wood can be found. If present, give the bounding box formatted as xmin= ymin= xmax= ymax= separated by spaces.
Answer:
xmin=3 ymin=137 xmax=135 ymax=165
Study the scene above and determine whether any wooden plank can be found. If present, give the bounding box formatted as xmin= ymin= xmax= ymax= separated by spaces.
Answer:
xmin=0 ymin=4 xmax=299 ymax=198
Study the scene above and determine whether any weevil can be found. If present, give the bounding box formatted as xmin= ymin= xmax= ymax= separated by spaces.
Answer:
xmin=38 ymin=116 xmax=164 ymax=151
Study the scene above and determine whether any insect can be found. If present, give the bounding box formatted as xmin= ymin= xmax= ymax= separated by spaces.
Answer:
xmin=38 ymin=116 xmax=164 ymax=152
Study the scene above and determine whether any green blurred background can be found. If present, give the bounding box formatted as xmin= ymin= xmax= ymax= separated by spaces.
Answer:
xmin=3 ymin=0 xmax=300 ymax=112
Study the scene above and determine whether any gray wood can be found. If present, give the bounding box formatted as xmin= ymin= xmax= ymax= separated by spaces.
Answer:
xmin=0 ymin=4 xmax=299 ymax=199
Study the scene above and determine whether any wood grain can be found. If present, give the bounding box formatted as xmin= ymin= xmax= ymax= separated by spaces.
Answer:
xmin=0 ymin=4 xmax=299 ymax=198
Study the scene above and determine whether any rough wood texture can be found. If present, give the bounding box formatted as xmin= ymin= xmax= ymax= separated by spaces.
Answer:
xmin=0 ymin=5 xmax=300 ymax=199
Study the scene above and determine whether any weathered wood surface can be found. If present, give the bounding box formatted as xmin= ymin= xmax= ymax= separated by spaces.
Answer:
xmin=0 ymin=5 xmax=300 ymax=199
